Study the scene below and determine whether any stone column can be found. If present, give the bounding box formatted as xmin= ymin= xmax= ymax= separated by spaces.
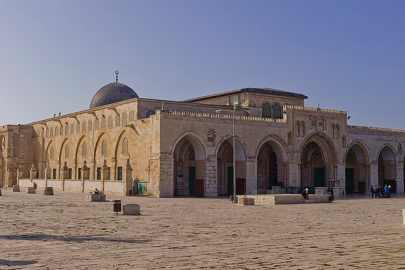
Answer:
xmin=57 ymin=160 xmax=61 ymax=180
xmin=44 ymin=165 xmax=51 ymax=188
xmin=30 ymin=164 xmax=37 ymax=182
xmin=61 ymin=162 xmax=68 ymax=191
xmin=124 ymin=159 xmax=133 ymax=196
xmin=111 ymin=158 xmax=117 ymax=181
xmin=396 ymin=161 xmax=404 ymax=194
xmin=245 ymin=158 xmax=257 ymax=195
xmin=16 ymin=167 xmax=23 ymax=186
xmin=204 ymin=157 xmax=217 ymax=197
xmin=101 ymin=159 xmax=109 ymax=193
xmin=370 ymin=161 xmax=379 ymax=188
xmin=6 ymin=166 xmax=14 ymax=188
xmin=73 ymin=159 xmax=78 ymax=180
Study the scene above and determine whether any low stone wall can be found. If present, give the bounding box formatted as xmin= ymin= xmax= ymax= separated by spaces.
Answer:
xmin=19 ymin=179 xmax=126 ymax=196
xmin=237 ymin=194 xmax=331 ymax=205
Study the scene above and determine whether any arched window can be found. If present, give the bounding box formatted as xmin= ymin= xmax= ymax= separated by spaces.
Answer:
xmin=65 ymin=144 xmax=69 ymax=159
xmin=46 ymin=129 xmax=49 ymax=138
xmin=101 ymin=116 xmax=106 ymax=129
xmin=273 ymin=103 xmax=282 ymax=119
xmin=342 ymin=136 xmax=347 ymax=148
xmin=76 ymin=123 xmax=80 ymax=133
xmin=50 ymin=146 xmax=54 ymax=160
xmin=101 ymin=140 xmax=107 ymax=157
xmin=129 ymin=110 xmax=135 ymax=122
xmin=262 ymin=103 xmax=271 ymax=118
xmin=122 ymin=112 xmax=128 ymax=126
xmin=108 ymin=115 xmax=113 ymax=129
xmin=94 ymin=119 xmax=99 ymax=131
xmin=115 ymin=115 xmax=120 ymax=128
xmin=82 ymin=142 xmax=87 ymax=158
xmin=50 ymin=127 xmax=54 ymax=137
xmin=122 ymin=137 xmax=128 ymax=155
xmin=82 ymin=121 xmax=86 ymax=133
xmin=55 ymin=126 xmax=58 ymax=137
xmin=65 ymin=124 xmax=68 ymax=136
xmin=70 ymin=124 xmax=74 ymax=134
xmin=88 ymin=120 xmax=92 ymax=132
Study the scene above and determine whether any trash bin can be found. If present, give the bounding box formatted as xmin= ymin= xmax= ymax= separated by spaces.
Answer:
xmin=113 ymin=200 xmax=121 ymax=214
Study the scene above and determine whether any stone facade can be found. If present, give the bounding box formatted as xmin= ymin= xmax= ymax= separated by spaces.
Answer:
xmin=1 ymin=85 xmax=404 ymax=197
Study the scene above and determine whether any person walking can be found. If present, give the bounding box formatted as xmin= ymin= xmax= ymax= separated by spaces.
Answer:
xmin=386 ymin=185 xmax=391 ymax=198
xmin=371 ymin=185 xmax=375 ymax=198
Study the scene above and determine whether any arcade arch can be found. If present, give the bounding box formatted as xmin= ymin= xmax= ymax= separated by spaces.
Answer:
xmin=216 ymin=137 xmax=247 ymax=196
xmin=344 ymin=142 xmax=370 ymax=194
xmin=256 ymin=139 xmax=287 ymax=192
xmin=172 ymin=133 xmax=206 ymax=196
xmin=300 ymin=134 xmax=336 ymax=189
xmin=377 ymin=145 xmax=397 ymax=192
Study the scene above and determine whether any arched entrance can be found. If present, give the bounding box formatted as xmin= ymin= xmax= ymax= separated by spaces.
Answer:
xmin=377 ymin=146 xmax=397 ymax=193
xmin=173 ymin=134 xmax=206 ymax=196
xmin=345 ymin=143 xmax=370 ymax=194
xmin=256 ymin=140 xmax=286 ymax=192
xmin=216 ymin=137 xmax=246 ymax=196
xmin=300 ymin=133 xmax=336 ymax=191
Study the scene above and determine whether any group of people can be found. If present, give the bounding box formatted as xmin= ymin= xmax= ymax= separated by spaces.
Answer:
xmin=371 ymin=185 xmax=391 ymax=198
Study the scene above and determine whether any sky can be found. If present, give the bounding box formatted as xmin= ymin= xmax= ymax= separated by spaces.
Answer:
xmin=0 ymin=0 xmax=404 ymax=129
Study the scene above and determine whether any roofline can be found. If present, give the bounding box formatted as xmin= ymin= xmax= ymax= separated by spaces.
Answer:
xmin=25 ymin=97 xmax=244 ymax=126
xmin=182 ymin=88 xmax=308 ymax=102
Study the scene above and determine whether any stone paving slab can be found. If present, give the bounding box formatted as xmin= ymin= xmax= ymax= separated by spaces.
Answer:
xmin=1 ymin=189 xmax=405 ymax=269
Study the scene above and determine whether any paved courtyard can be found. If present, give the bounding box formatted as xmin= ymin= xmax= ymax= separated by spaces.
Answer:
xmin=1 ymin=189 xmax=405 ymax=269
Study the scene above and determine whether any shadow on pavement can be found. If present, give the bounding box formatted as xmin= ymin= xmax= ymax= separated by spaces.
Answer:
xmin=0 ymin=259 xmax=37 ymax=266
xmin=0 ymin=234 xmax=149 ymax=244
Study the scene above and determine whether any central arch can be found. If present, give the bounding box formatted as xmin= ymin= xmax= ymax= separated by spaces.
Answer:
xmin=299 ymin=133 xmax=337 ymax=190
xmin=172 ymin=132 xmax=207 ymax=196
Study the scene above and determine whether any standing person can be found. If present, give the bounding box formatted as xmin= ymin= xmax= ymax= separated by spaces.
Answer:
xmin=384 ymin=185 xmax=388 ymax=198
xmin=387 ymin=185 xmax=391 ymax=198
xmin=371 ymin=185 xmax=375 ymax=198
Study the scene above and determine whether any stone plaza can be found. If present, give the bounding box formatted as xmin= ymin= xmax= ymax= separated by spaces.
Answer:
xmin=1 ymin=189 xmax=405 ymax=269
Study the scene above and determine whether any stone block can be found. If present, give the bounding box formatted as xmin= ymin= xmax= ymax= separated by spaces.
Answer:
xmin=13 ymin=185 xmax=20 ymax=192
xmin=43 ymin=187 xmax=54 ymax=195
xmin=123 ymin=204 xmax=141 ymax=215
xmin=86 ymin=193 xmax=106 ymax=202
xmin=26 ymin=187 xmax=36 ymax=194
xmin=333 ymin=188 xmax=345 ymax=199
xmin=238 ymin=198 xmax=254 ymax=206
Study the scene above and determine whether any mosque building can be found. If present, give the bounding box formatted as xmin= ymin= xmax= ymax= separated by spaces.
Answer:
xmin=0 ymin=72 xmax=404 ymax=197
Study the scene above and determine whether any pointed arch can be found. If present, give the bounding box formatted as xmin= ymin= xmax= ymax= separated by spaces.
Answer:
xmin=171 ymin=131 xmax=208 ymax=161
xmin=342 ymin=140 xmax=372 ymax=165
xmin=255 ymin=134 xmax=289 ymax=162
xmin=215 ymin=134 xmax=248 ymax=161
xmin=376 ymin=144 xmax=397 ymax=163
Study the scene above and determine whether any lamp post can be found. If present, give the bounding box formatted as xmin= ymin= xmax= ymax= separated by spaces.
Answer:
xmin=216 ymin=105 xmax=249 ymax=203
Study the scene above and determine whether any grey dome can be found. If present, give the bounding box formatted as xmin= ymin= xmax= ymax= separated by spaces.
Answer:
xmin=90 ymin=82 xmax=139 ymax=108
